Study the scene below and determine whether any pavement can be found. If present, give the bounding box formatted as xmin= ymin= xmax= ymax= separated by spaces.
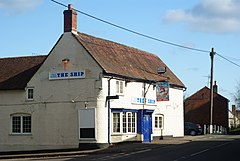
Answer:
xmin=0 ymin=135 xmax=222 ymax=160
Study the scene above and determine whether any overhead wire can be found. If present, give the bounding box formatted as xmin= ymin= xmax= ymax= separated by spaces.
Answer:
xmin=215 ymin=53 xmax=240 ymax=68
xmin=50 ymin=0 xmax=209 ymax=53
xmin=50 ymin=0 xmax=240 ymax=68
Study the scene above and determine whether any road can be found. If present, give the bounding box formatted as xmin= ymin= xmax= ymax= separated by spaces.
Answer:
xmin=12 ymin=135 xmax=240 ymax=161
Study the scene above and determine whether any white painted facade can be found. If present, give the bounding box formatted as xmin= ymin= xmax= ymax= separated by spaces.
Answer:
xmin=0 ymin=32 xmax=184 ymax=152
xmin=229 ymin=110 xmax=240 ymax=128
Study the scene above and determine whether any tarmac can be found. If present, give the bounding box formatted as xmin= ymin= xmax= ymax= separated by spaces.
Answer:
xmin=0 ymin=135 xmax=217 ymax=160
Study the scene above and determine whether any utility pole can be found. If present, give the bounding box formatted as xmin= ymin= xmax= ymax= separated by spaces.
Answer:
xmin=209 ymin=48 xmax=215 ymax=134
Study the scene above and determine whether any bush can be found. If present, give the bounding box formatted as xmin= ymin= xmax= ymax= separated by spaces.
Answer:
xmin=229 ymin=128 xmax=240 ymax=135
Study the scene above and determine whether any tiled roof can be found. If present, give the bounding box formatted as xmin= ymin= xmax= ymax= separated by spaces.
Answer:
xmin=75 ymin=32 xmax=185 ymax=87
xmin=0 ymin=56 xmax=46 ymax=90
xmin=185 ymin=86 xmax=228 ymax=101
xmin=0 ymin=32 xmax=185 ymax=90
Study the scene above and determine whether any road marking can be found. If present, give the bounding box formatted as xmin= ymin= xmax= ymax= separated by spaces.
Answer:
xmin=174 ymin=142 xmax=231 ymax=161
xmin=92 ymin=149 xmax=152 ymax=160
xmin=190 ymin=149 xmax=210 ymax=156
xmin=213 ymin=142 xmax=229 ymax=148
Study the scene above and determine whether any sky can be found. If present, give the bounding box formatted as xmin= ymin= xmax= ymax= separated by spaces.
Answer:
xmin=0 ymin=0 xmax=240 ymax=107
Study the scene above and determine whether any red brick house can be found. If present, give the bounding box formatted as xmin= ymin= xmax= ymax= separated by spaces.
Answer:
xmin=184 ymin=82 xmax=229 ymax=133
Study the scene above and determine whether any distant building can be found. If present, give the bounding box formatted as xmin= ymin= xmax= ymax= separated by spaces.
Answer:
xmin=229 ymin=105 xmax=240 ymax=128
xmin=0 ymin=4 xmax=185 ymax=152
xmin=184 ymin=82 xmax=228 ymax=133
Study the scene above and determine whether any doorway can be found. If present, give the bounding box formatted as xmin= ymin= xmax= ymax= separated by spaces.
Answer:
xmin=143 ymin=114 xmax=152 ymax=142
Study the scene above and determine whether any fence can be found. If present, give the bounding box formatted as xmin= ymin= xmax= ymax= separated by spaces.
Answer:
xmin=203 ymin=124 xmax=227 ymax=134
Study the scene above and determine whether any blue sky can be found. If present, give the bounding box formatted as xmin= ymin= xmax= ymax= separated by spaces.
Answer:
xmin=1 ymin=0 xmax=240 ymax=106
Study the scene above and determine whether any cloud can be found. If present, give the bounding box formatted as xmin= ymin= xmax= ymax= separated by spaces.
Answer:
xmin=0 ymin=0 xmax=42 ymax=15
xmin=163 ymin=0 xmax=240 ymax=33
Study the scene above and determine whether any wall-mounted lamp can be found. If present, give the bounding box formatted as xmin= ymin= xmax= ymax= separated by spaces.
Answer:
xmin=85 ymin=102 xmax=88 ymax=109
xmin=153 ymin=84 xmax=156 ymax=90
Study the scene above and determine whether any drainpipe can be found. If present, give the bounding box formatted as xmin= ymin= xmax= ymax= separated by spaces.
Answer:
xmin=142 ymin=82 xmax=146 ymax=140
xmin=107 ymin=77 xmax=112 ymax=145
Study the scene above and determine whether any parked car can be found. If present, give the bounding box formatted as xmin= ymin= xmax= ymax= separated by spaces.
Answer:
xmin=184 ymin=122 xmax=202 ymax=136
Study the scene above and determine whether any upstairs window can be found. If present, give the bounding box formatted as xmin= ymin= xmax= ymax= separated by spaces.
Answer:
xmin=26 ymin=88 xmax=34 ymax=100
xmin=11 ymin=114 xmax=31 ymax=134
xmin=116 ymin=80 xmax=124 ymax=95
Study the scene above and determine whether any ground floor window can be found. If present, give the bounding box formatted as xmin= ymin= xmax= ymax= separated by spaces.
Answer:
xmin=155 ymin=115 xmax=163 ymax=129
xmin=78 ymin=109 xmax=95 ymax=139
xmin=11 ymin=114 xmax=31 ymax=134
xmin=112 ymin=112 xmax=136 ymax=134
xmin=113 ymin=113 xmax=120 ymax=133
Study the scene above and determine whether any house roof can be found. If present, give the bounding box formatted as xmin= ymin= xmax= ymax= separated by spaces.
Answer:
xmin=74 ymin=32 xmax=185 ymax=87
xmin=0 ymin=56 xmax=46 ymax=90
xmin=0 ymin=32 xmax=185 ymax=90
xmin=185 ymin=86 xmax=228 ymax=101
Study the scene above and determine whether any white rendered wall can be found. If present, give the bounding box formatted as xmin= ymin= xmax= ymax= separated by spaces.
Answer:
xmin=153 ymin=87 xmax=184 ymax=137
xmin=0 ymin=33 xmax=104 ymax=151
xmin=0 ymin=32 xmax=184 ymax=151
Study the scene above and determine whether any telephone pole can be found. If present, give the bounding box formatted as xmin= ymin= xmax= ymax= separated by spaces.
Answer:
xmin=209 ymin=48 xmax=215 ymax=134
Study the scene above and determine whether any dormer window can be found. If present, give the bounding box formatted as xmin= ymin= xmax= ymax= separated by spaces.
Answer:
xmin=116 ymin=80 xmax=124 ymax=95
xmin=26 ymin=87 xmax=34 ymax=101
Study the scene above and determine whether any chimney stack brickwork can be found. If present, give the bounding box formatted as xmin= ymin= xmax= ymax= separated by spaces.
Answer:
xmin=232 ymin=105 xmax=236 ymax=115
xmin=63 ymin=4 xmax=77 ymax=33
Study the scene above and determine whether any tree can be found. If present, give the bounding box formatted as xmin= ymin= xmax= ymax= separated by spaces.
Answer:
xmin=233 ymin=81 xmax=240 ymax=110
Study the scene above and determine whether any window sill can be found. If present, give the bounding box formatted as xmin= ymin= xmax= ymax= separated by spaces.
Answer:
xmin=79 ymin=138 xmax=96 ymax=141
xmin=9 ymin=133 xmax=32 ymax=136
xmin=116 ymin=93 xmax=124 ymax=96
xmin=112 ymin=133 xmax=137 ymax=136
xmin=25 ymin=99 xmax=34 ymax=102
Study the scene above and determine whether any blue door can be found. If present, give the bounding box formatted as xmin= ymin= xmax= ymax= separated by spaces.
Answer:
xmin=143 ymin=114 xmax=151 ymax=142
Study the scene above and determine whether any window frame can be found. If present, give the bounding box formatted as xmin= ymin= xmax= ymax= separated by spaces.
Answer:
xmin=11 ymin=114 xmax=32 ymax=135
xmin=116 ymin=80 xmax=124 ymax=95
xmin=112 ymin=113 xmax=121 ymax=133
xmin=154 ymin=115 xmax=163 ymax=129
xmin=112 ymin=112 xmax=137 ymax=134
xmin=78 ymin=109 xmax=96 ymax=140
xmin=26 ymin=87 xmax=34 ymax=101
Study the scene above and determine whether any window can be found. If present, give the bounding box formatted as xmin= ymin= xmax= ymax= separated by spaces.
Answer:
xmin=155 ymin=115 xmax=163 ymax=129
xmin=78 ymin=109 xmax=95 ymax=139
xmin=112 ymin=112 xmax=136 ymax=134
xmin=11 ymin=114 xmax=31 ymax=134
xmin=116 ymin=80 xmax=124 ymax=95
xmin=113 ymin=113 xmax=120 ymax=133
xmin=123 ymin=112 xmax=127 ymax=133
xmin=26 ymin=88 xmax=34 ymax=100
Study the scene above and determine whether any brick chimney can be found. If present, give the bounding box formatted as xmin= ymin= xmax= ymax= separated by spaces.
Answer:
xmin=213 ymin=81 xmax=218 ymax=93
xmin=232 ymin=105 xmax=236 ymax=115
xmin=63 ymin=4 xmax=77 ymax=33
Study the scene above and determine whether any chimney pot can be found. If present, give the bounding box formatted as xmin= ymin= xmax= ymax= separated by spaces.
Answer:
xmin=213 ymin=81 xmax=218 ymax=93
xmin=68 ymin=4 xmax=72 ymax=10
